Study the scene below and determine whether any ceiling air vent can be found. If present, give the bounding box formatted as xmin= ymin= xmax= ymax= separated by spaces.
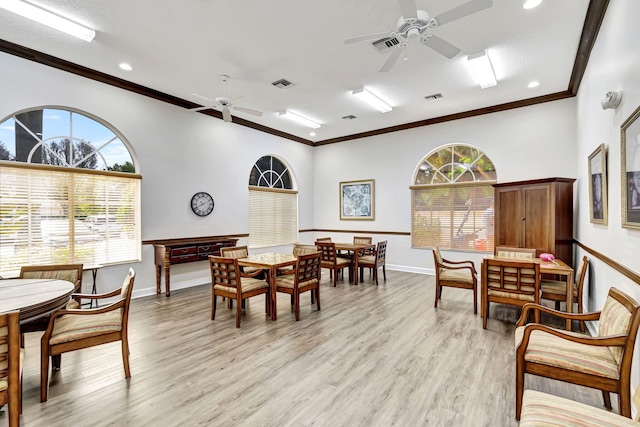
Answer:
xmin=424 ymin=93 xmax=443 ymax=101
xmin=271 ymin=78 xmax=295 ymax=90
xmin=371 ymin=36 xmax=400 ymax=53
xmin=342 ymin=115 xmax=357 ymax=120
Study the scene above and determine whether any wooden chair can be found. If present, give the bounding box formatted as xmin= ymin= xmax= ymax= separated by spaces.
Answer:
xmin=220 ymin=245 xmax=264 ymax=276
xmin=20 ymin=263 xmax=83 ymax=293
xmin=356 ymin=240 xmax=387 ymax=286
xmin=494 ymin=246 xmax=537 ymax=259
xmin=541 ymin=255 xmax=589 ymax=332
xmin=275 ymin=251 xmax=321 ymax=321
xmin=433 ymin=247 xmax=477 ymax=314
xmin=481 ymin=258 xmax=540 ymax=328
xmin=40 ymin=268 xmax=136 ymax=402
xmin=515 ymin=287 xmax=640 ymax=420
xmin=293 ymin=243 xmax=320 ymax=256
xmin=353 ymin=236 xmax=372 ymax=245
xmin=520 ymin=387 xmax=640 ymax=426
xmin=209 ymin=256 xmax=270 ymax=328
xmin=316 ymin=242 xmax=351 ymax=287
xmin=0 ymin=311 xmax=21 ymax=426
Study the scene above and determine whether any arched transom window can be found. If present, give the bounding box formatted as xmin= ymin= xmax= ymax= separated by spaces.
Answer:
xmin=411 ymin=144 xmax=496 ymax=251
xmin=248 ymin=155 xmax=297 ymax=248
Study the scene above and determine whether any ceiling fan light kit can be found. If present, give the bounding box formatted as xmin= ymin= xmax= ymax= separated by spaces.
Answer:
xmin=352 ymin=88 xmax=392 ymax=113
xmin=0 ymin=0 xmax=95 ymax=42
xmin=279 ymin=110 xmax=321 ymax=129
xmin=467 ymin=50 xmax=497 ymax=89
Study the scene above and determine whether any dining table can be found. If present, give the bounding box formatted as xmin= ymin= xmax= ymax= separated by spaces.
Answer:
xmin=482 ymin=255 xmax=575 ymax=330
xmin=237 ymin=253 xmax=298 ymax=321
xmin=0 ymin=278 xmax=75 ymax=324
xmin=333 ymin=242 xmax=376 ymax=284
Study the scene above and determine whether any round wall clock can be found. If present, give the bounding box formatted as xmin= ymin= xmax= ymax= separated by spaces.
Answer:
xmin=190 ymin=192 xmax=214 ymax=216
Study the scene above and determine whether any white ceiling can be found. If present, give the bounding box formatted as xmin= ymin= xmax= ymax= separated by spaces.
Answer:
xmin=0 ymin=0 xmax=591 ymax=143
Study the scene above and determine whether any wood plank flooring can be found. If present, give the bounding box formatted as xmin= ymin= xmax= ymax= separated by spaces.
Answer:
xmin=3 ymin=270 xmax=609 ymax=426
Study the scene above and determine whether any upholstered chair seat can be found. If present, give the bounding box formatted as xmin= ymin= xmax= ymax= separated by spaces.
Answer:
xmin=520 ymin=389 xmax=639 ymax=427
xmin=214 ymin=277 xmax=268 ymax=294
xmin=49 ymin=310 xmax=123 ymax=345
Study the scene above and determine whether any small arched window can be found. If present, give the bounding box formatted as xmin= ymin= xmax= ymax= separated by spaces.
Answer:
xmin=0 ymin=107 xmax=141 ymax=276
xmin=248 ymin=155 xmax=297 ymax=248
xmin=411 ymin=144 xmax=496 ymax=251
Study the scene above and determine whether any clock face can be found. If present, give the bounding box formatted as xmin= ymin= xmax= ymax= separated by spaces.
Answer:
xmin=191 ymin=192 xmax=214 ymax=216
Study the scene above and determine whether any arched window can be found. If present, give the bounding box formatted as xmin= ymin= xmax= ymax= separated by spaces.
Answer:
xmin=0 ymin=107 xmax=141 ymax=276
xmin=248 ymin=156 xmax=297 ymax=248
xmin=411 ymin=144 xmax=496 ymax=251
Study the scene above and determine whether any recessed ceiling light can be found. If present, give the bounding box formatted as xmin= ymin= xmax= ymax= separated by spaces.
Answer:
xmin=119 ymin=63 xmax=133 ymax=71
xmin=0 ymin=0 xmax=95 ymax=42
xmin=309 ymin=132 xmax=316 ymax=137
xmin=523 ymin=0 xmax=542 ymax=9
xmin=528 ymin=81 xmax=540 ymax=88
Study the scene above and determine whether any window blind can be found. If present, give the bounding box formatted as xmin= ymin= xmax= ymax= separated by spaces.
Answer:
xmin=0 ymin=163 xmax=141 ymax=277
xmin=248 ymin=186 xmax=297 ymax=248
xmin=411 ymin=183 xmax=494 ymax=251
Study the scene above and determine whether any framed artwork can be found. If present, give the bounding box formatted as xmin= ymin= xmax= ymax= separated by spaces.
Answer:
xmin=340 ymin=179 xmax=374 ymax=220
xmin=622 ymin=105 xmax=640 ymax=229
xmin=588 ymin=143 xmax=607 ymax=224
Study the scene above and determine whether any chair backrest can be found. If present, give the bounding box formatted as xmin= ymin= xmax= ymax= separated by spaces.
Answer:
xmin=375 ymin=240 xmax=387 ymax=264
xmin=119 ymin=268 xmax=136 ymax=321
xmin=316 ymin=242 xmax=338 ymax=265
xmin=598 ymin=287 xmax=640 ymax=367
xmin=433 ymin=247 xmax=444 ymax=272
xmin=575 ymin=255 xmax=589 ymax=290
xmin=0 ymin=310 xmax=20 ymax=412
xmin=495 ymin=246 xmax=537 ymax=259
xmin=295 ymin=251 xmax=322 ymax=284
xmin=315 ymin=237 xmax=332 ymax=243
xmin=353 ymin=236 xmax=372 ymax=245
xmin=20 ymin=263 xmax=83 ymax=292
xmin=293 ymin=243 xmax=319 ymax=256
xmin=209 ymin=256 xmax=240 ymax=290
xmin=485 ymin=258 xmax=540 ymax=297
xmin=220 ymin=246 xmax=249 ymax=259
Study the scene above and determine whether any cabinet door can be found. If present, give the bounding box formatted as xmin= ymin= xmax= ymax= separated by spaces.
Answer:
xmin=495 ymin=187 xmax=521 ymax=247
xmin=522 ymin=185 xmax=551 ymax=253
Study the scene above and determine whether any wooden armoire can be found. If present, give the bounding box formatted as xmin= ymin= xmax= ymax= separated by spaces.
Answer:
xmin=493 ymin=177 xmax=575 ymax=266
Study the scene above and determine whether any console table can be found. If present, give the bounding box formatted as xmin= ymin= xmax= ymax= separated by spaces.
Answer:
xmin=145 ymin=236 xmax=239 ymax=296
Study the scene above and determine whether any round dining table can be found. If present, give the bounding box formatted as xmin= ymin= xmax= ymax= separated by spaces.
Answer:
xmin=0 ymin=278 xmax=75 ymax=324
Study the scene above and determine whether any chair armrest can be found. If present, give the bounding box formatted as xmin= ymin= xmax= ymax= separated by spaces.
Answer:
xmin=517 ymin=303 xmax=601 ymax=326
xmin=72 ymin=288 xmax=122 ymax=300
xmin=276 ymin=267 xmax=296 ymax=276
xmin=517 ymin=322 xmax=628 ymax=354
xmin=441 ymin=259 xmax=477 ymax=273
xmin=438 ymin=262 xmax=477 ymax=275
xmin=241 ymin=268 xmax=266 ymax=279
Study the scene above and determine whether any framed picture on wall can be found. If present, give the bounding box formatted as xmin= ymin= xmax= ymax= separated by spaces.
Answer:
xmin=588 ymin=143 xmax=607 ymax=224
xmin=622 ymin=105 xmax=640 ymax=229
xmin=340 ymin=179 xmax=374 ymax=220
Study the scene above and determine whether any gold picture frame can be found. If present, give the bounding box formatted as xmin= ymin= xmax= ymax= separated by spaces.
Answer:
xmin=588 ymin=143 xmax=607 ymax=224
xmin=622 ymin=105 xmax=640 ymax=229
xmin=340 ymin=179 xmax=374 ymax=220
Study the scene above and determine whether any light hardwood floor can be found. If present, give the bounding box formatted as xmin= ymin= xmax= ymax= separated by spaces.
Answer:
xmin=3 ymin=270 xmax=609 ymax=426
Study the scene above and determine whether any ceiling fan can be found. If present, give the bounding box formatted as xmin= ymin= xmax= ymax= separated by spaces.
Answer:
xmin=190 ymin=74 xmax=263 ymax=122
xmin=345 ymin=0 xmax=493 ymax=72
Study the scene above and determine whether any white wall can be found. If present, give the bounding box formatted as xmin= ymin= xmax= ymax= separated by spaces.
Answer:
xmin=574 ymin=0 xmax=640 ymax=396
xmin=0 ymin=52 xmax=315 ymax=296
xmin=313 ymin=98 xmax=578 ymax=271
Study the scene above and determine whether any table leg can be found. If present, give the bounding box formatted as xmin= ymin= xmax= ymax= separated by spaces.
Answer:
xmin=164 ymin=263 xmax=171 ymax=297
xmin=270 ymin=266 xmax=277 ymax=320
xmin=155 ymin=264 xmax=162 ymax=295
xmin=565 ymin=270 xmax=574 ymax=331
xmin=90 ymin=268 xmax=99 ymax=309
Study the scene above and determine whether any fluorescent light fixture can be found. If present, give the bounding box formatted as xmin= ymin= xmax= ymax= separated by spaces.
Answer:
xmin=523 ymin=0 xmax=542 ymax=9
xmin=352 ymin=87 xmax=392 ymax=113
xmin=279 ymin=110 xmax=321 ymax=129
xmin=0 ymin=0 xmax=95 ymax=42
xmin=467 ymin=51 xmax=497 ymax=89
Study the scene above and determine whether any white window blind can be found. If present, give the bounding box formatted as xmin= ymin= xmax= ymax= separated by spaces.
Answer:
xmin=248 ymin=187 xmax=297 ymax=248
xmin=0 ymin=163 xmax=141 ymax=277
xmin=411 ymin=183 xmax=494 ymax=251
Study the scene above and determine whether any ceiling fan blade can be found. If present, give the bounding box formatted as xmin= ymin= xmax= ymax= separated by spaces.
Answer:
xmin=398 ymin=0 xmax=418 ymax=20
xmin=379 ymin=47 xmax=404 ymax=73
xmin=222 ymin=107 xmax=232 ymax=122
xmin=190 ymin=106 xmax=213 ymax=112
xmin=432 ymin=0 xmax=492 ymax=26
xmin=233 ymin=106 xmax=263 ymax=117
xmin=345 ymin=31 xmax=393 ymax=45
xmin=422 ymin=35 xmax=461 ymax=59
